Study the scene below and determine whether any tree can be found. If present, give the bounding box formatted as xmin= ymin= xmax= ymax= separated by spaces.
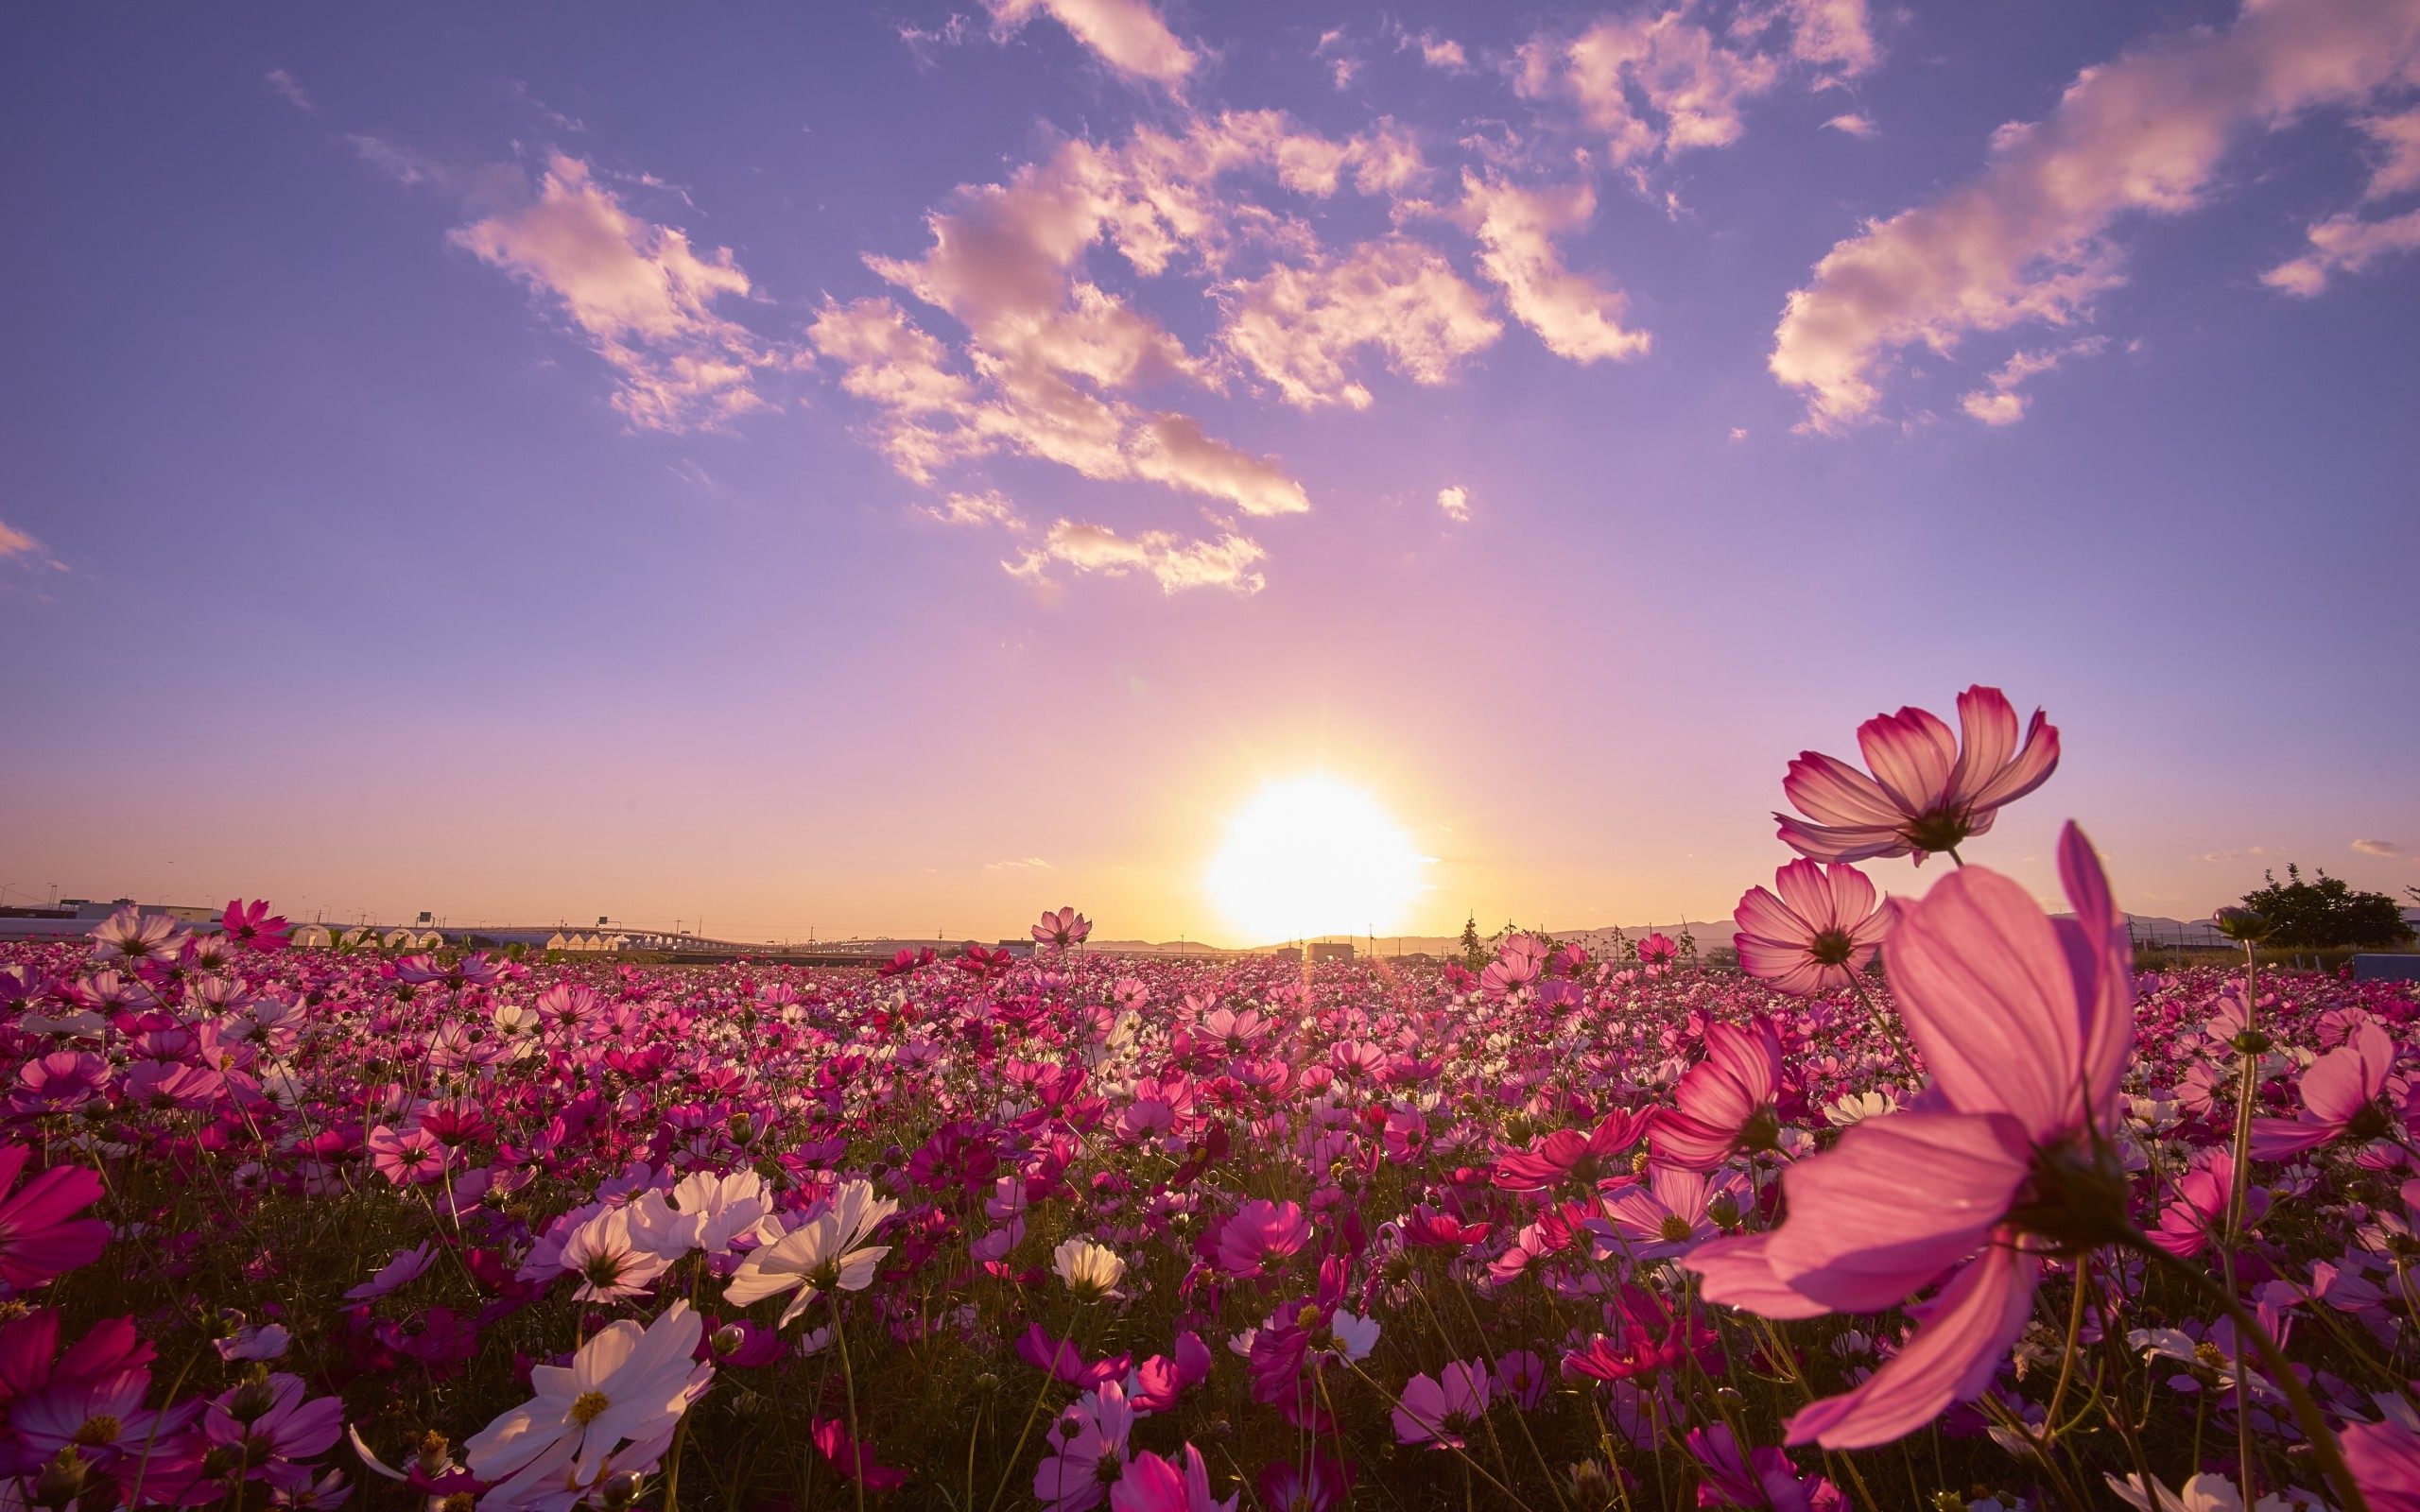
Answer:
xmin=2238 ymin=865 xmax=2416 ymax=949
xmin=1458 ymin=913 xmax=1487 ymax=972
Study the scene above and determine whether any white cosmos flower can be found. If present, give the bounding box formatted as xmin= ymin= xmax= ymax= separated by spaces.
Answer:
xmin=724 ymin=1180 xmax=895 ymax=1327
xmin=629 ymin=1171 xmax=769 ymax=1261
xmin=464 ymin=1300 xmax=711 ymax=1510
xmin=1051 ymin=1237 xmax=1126 ymax=1298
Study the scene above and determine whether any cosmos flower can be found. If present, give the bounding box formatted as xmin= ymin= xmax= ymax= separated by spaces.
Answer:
xmin=1775 ymin=685 xmax=2059 ymax=866
xmin=1111 ymin=1444 xmax=1236 ymax=1512
xmin=723 ymin=1180 xmax=894 ymax=1326
xmin=221 ymin=899 xmax=292 ymax=952
xmin=1391 ymin=1359 xmax=1492 ymax=1449
xmin=89 ymin=907 xmax=188 ymax=966
xmin=1651 ymin=1018 xmax=1786 ymax=1171
xmin=463 ymin=1301 xmax=711 ymax=1510
xmin=1732 ymin=860 xmax=1893 ymax=996
xmin=1687 ymin=822 xmax=2132 ymax=1449
xmin=2251 ymin=1020 xmax=2403 ymax=1160
xmin=561 ymin=1208 xmax=676 ymax=1303
xmin=0 ymin=1143 xmax=109 ymax=1288
xmin=1034 ymin=907 xmax=1093 ymax=949
xmin=1034 ymin=1382 xmax=1133 ymax=1512
xmin=1215 ymin=1199 xmax=1309 ymax=1277
xmin=1053 ymin=1237 xmax=1127 ymax=1298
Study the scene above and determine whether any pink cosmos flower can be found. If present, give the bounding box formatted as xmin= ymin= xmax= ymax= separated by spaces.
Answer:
xmin=1732 ymin=861 xmax=1892 ymax=996
xmin=811 ymin=1416 xmax=908 ymax=1491
xmin=221 ymin=899 xmax=292 ymax=952
xmin=1775 ymin=685 xmax=2059 ymax=866
xmin=0 ymin=1143 xmax=109 ymax=1288
xmin=1034 ymin=907 xmax=1093 ymax=949
xmin=1256 ymin=1454 xmax=1353 ymax=1512
xmin=1636 ymin=933 xmax=1679 ymax=971
xmin=1215 ymin=1199 xmax=1309 ymax=1277
xmin=2149 ymin=1151 xmax=2266 ymax=1259
xmin=366 ymin=1125 xmax=447 ymax=1186
xmin=1687 ymin=822 xmax=2132 ymax=1449
xmin=2342 ymin=1404 xmax=2420 ymax=1512
xmin=1111 ymin=1445 xmax=1236 ymax=1512
xmin=2252 ymin=1019 xmax=2403 ymax=1160
xmin=1594 ymin=1164 xmax=1736 ymax=1260
xmin=1480 ymin=935 xmax=1547 ymax=998
xmin=201 ymin=1373 xmax=346 ymax=1486
xmin=1391 ymin=1359 xmax=1491 ymax=1448
xmin=341 ymin=1243 xmax=436 ymax=1303
xmin=89 ymin=907 xmax=188 ymax=966
xmin=1685 ymin=1423 xmax=1846 ymax=1512
xmin=1652 ymin=1018 xmax=1785 ymax=1171
xmin=1492 ymin=1109 xmax=1655 ymax=1194
xmin=1035 ymin=1382 xmax=1132 ymax=1512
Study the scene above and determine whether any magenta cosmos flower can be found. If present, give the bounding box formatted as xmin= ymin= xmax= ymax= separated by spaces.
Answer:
xmin=0 ymin=1144 xmax=109 ymax=1289
xmin=1733 ymin=860 xmax=1892 ymax=996
xmin=1775 ymin=685 xmax=2059 ymax=866
xmin=1652 ymin=1018 xmax=1785 ymax=1172
xmin=1687 ymin=821 xmax=2132 ymax=1449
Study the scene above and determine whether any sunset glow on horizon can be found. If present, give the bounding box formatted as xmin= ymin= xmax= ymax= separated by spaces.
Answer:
xmin=3 ymin=1 xmax=2417 ymax=942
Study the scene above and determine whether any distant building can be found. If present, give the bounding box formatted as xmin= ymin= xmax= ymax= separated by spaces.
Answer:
xmin=995 ymin=939 xmax=1039 ymax=958
xmin=1268 ymin=946 xmax=1303 ymax=964
xmin=1307 ymin=941 xmax=1355 ymax=963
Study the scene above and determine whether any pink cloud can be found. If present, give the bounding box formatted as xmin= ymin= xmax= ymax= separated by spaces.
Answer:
xmin=1957 ymin=335 xmax=2107 ymax=427
xmin=0 ymin=520 xmax=66 ymax=572
xmin=1461 ymin=174 xmax=1651 ymax=363
xmin=1005 ymin=520 xmax=1268 ymax=593
xmin=1771 ymin=0 xmax=2420 ymax=431
xmin=985 ymin=0 xmax=1197 ymax=86
xmin=1220 ymin=237 xmax=1502 ymax=408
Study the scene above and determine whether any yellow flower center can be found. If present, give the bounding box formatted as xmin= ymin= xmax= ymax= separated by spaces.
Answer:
xmin=569 ymin=1391 xmax=612 ymax=1426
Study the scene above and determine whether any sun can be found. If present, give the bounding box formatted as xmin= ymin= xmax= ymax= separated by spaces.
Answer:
xmin=1207 ymin=774 xmax=1429 ymax=943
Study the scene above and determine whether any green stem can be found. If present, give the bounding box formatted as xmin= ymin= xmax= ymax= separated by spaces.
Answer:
xmin=2133 ymin=1239 xmax=2371 ymax=1512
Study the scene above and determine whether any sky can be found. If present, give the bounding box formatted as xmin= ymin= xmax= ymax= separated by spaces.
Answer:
xmin=4 ymin=0 xmax=2418 ymax=946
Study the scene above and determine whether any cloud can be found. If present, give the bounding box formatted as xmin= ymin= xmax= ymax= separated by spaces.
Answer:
xmin=1313 ymin=28 xmax=1361 ymax=91
xmin=264 ymin=68 xmax=315 ymax=114
xmin=1823 ymin=112 xmax=1876 ymax=137
xmin=1461 ymin=174 xmax=1651 ymax=362
xmin=1747 ymin=0 xmax=1878 ymax=77
xmin=919 ymin=490 xmax=1027 ymax=529
xmin=0 ymin=520 xmax=66 ymax=573
xmin=446 ymin=155 xmax=782 ymax=432
xmin=2353 ymin=838 xmax=2404 ymax=857
xmin=1516 ymin=10 xmax=1781 ymax=164
xmin=2198 ymin=845 xmax=2283 ymax=863
xmin=1728 ymin=425 xmax=1749 ymax=441
xmin=1410 ymin=31 xmax=1469 ymax=72
xmin=1437 ymin=484 xmax=1471 ymax=521
xmin=808 ymin=298 xmax=1308 ymax=517
xmin=985 ymin=0 xmax=1196 ymax=86
xmin=1220 ymin=237 xmax=1502 ymax=408
xmin=2263 ymin=206 xmax=2420 ymax=295
xmin=1770 ymin=0 xmax=2420 ymax=432
xmin=354 ymin=139 xmax=784 ymax=432
xmin=1006 ymin=520 xmax=1268 ymax=593
xmin=1958 ymin=335 xmax=2107 ymax=426
xmin=985 ymin=856 xmax=1055 ymax=869
xmin=814 ymin=111 xmax=1453 ymax=541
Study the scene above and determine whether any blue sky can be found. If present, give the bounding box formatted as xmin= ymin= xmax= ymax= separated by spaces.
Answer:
xmin=3 ymin=0 xmax=2416 ymax=942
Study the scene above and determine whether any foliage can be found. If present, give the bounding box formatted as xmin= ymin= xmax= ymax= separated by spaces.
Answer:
xmin=2238 ymin=863 xmax=2417 ymax=948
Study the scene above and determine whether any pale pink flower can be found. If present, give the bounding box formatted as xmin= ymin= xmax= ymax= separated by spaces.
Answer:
xmin=89 ymin=907 xmax=188 ymax=965
xmin=1775 ymin=685 xmax=2059 ymax=865
xmin=1392 ymin=1359 xmax=1492 ymax=1448
xmin=1733 ymin=860 xmax=1892 ymax=995
xmin=1034 ymin=907 xmax=1093 ymax=949
xmin=1687 ymin=822 xmax=2132 ymax=1449
xmin=464 ymin=1301 xmax=710 ymax=1509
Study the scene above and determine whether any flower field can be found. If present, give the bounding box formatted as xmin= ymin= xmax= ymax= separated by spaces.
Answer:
xmin=8 ymin=688 xmax=2419 ymax=1511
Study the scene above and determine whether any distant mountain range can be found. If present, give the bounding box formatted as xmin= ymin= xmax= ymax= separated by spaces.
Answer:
xmin=1091 ymin=910 xmax=2420 ymax=957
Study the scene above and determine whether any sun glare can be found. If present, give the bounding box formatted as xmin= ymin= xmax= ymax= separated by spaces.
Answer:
xmin=1207 ymin=774 xmax=1428 ymax=943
